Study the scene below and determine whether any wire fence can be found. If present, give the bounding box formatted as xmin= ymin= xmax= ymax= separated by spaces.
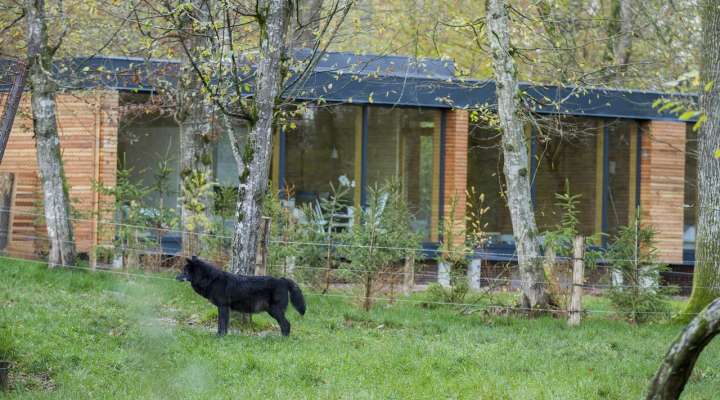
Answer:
xmin=2 ymin=227 xmax=714 ymax=293
xmin=0 ymin=254 xmax=704 ymax=318
xmin=0 ymin=206 xmax=699 ymax=265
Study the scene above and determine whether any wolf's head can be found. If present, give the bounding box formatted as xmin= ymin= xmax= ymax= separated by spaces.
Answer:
xmin=175 ymin=256 xmax=199 ymax=282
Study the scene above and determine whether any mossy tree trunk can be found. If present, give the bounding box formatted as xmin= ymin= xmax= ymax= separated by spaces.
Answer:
xmin=24 ymin=0 xmax=76 ymax=267
xmin=610 ymin=0 xmax=634 ymax=75
xmin=485 ymin=0 xmax=548 ymax=309
xmin=229 ymin=0 xmax=291 ymax=276
xmin=646 ymin=298 xmax=720 ymax=399
xmin=685 ymin=0 xmax=720 ymax=316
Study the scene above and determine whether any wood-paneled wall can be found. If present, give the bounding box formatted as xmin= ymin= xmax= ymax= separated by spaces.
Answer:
xmin=0 ymin=91 xmax=118 ymax=256
xmin=640 ymin=120 xmax=687 ymax=263
xmin=443 ymin=109 xmax=469 ymax=246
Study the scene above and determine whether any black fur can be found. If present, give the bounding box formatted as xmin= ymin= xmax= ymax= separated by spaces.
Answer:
xmin=176 ymin=256 xmax=306 ymax=336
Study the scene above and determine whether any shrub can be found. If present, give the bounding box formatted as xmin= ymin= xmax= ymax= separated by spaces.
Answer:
xmin=94 ymin=152 xmax=179 ymax=270
xmin=428 ymin=188 xmax=490 ymax=305
xmin=264 ymin=179 xmax=353 ymax=289
xmin=541 ymin=181 xmax=602 ymax=308
xmin=605 ymin=212 xmax=674 ymax=323
xmin=337 ymin=180 xmax=420 ymax=311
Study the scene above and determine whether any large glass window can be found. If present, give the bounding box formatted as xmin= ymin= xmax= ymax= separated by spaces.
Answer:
xmin=606 ymin=120 xmax=635 ymax=236
xmin=284 ymin=105 xmax=358 ymax=205
xmin=534 ymin=118 xmax=600 ymax=237
xmin=467 ymin=125 xmax=514 ymax=246
xmin=684 ymin=124 xmax=698 ymax=255
xmin=118 ymin=116 xmax=180 ymax=210
xmin=367 ymin=107 xmax=439 ymax=240
xmin=213 ymin=121 xmax=248 ymax=187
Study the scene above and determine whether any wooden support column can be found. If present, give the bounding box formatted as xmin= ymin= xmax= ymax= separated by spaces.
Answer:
xmin=271 ymin=127 xmax=280 ymax=194
xmin=594 ymin=120 xmax=607 ymax=236
xmin=441 ymin=109 xmax=469 ymax=246
xmin=640 ymin=120 xmax=687 ymax=264
xmin=90 ymin=100 xmax=102 ymax=269
xmin=431 ymin=112 xmax=442 ymax=241
xmin=628 ymin=121 xmax=640 ymax=222
xmin=354 ymin=106 xmax=364 ymax=212
xmin=0 ymin=172 xmax=14 ymax=251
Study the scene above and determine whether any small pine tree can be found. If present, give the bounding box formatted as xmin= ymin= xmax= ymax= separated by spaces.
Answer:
xmin=606 ymin=211 xmax=674 ymax=323
xmin=338 ymin=180 xmax=420 ymax=311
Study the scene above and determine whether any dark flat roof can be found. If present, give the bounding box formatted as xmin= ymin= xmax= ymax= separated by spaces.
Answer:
xmin=1 ymin=54 xmax=695 ymax=121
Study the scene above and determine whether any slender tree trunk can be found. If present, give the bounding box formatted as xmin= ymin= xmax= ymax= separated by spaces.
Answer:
xmin=486 ymin=0 xmax=548 ymax=309
xmin=646 ymin=299 xmax=720 ymax=399
xmin=229 ymin=0 xmax=291 ymax=275
xmin=25 ymin=0 xmax=76 ymax=267
xmin=685 ymin=0 xmax=720 ymax=316
xmin=296 ymin=0 xmax=323 ymax=47
xmin=177 ymin=0 xmax=215 ymax=256
xmin=612 ymin=0 xmax=634 ymax=75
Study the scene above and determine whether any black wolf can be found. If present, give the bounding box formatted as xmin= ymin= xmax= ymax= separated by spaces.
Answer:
xmin=176 ymin=256 xmax=306 ymax=336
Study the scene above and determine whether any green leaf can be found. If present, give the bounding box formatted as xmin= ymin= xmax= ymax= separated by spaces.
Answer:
xmin=679 ymin=110 xmax=698 ymax=121
xmin=714 ymin=148 xmax=720 ymax=159
xmin=693 ymin=114 xmax=707 ymax=132
xmin=705 ymin=80 xmax=714 ymax=92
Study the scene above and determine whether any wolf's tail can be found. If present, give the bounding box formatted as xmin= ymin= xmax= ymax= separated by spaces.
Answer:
xmin=284 ymin=278 xmax=306 ymax=315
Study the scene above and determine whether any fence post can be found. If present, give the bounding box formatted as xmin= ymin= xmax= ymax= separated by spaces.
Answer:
xmin=0 ymin=172 xmax=14 ymax=252
xmin=285 ymin=255 xmax=296 ymax=278
xmin=468 ymin=258 xmax=482 ymax=290
xmin=255 ymin=216 xmax=271 ymax=276
xmin=438 ymin=261 xmax=450 ymax=288
xmin=402 ymin=255 xmax=415 ymax=294
xmin=568 ymin=235 xmax=585 ymax=326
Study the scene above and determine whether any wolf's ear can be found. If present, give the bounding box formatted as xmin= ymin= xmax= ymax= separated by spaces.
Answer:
xmin=191 ymin=255 xmax=198 ymax=262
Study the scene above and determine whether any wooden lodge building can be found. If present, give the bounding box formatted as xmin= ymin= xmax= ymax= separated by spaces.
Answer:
xmin=0 ymin=53 xmax=699 ymax=274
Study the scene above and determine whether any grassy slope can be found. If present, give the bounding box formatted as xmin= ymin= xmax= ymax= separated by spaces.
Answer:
xmin=0 ymin=259 xmax=718 ymax=399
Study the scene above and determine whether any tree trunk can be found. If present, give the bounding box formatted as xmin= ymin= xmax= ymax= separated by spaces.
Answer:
xmin=229 ymin=0 xmax=291 ymax=275
xmin=612 ymin=0 xmax=634 ymax=75
xmin=177 ymin=0 xmax=215 ymax=256
xmin=25 ymin=0 xmax=76 ymax=267
xmin=486 ymin=0 xmax=548 ymax=310
xmin=0 ymin=173 xmax=14 ymax=251
xmin=685 ymin=0 xmax=720 ymax=316
xmin=646 ymin=298 xmax=720 ymax=399
xmin=296 ymin=0 xmax=323 ymax=47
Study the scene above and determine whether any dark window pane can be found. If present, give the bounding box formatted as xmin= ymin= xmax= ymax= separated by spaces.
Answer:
xmin=606 ymin=120 xmax=634 ymax=237
xmin=367 ymin=107 xmax=439 ymax=240
xmin=535 ymin=118 xmax=599 ymax=237
xmin=467 ymin=125 xmax=514 ymax=246
xmin=284 ymin=105 xmax=358 ymax=205
xmin=684 ymin=124 xmax=698 ymax=251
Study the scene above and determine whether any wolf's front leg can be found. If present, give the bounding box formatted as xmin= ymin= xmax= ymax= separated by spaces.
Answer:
xmin=217 ymin=306 xmax=230 ymax=336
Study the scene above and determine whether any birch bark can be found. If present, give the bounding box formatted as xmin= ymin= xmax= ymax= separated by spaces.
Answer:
xmin=229 ymin=0 xmax=291 ymax=275
xmin=25 ymin=0 xmax=77 ymax=267
xmin=486 ymin=0 xmax=548 ymax=309
xmin=685 ymin=0 xmax=720 ymax=315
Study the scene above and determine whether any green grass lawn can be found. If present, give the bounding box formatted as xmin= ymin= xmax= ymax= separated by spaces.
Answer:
xmin=0 ymin=258 xmax=718 ymax=399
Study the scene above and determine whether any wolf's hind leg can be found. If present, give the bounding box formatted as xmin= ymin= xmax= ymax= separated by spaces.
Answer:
xmin=268 ymin=306 xmax=291 ymax=336
xmin=218 ymin=306 xmax=230 ymax=336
